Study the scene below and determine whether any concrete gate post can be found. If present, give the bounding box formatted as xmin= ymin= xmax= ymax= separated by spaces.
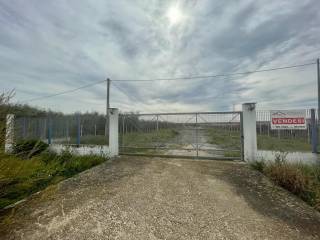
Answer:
xmin=242 ymin=103 xmax=257 ymax=162
xmin=5 ymin=114 xmax=14 ymax=153
xmin=108 ymin=108 xmax=119 ymax=157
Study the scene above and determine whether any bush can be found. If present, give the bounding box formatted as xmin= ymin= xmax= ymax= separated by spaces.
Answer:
xmin=0 ymin=150 xmax=108 ymax=209
xmin=13 ymin=139 xmax=49 ymax=158
xmin=250 ymin=161 xmax=266 ymax=173
xmin=251 ymin=157 xmax=320 ymax=211
xmin=265 ymin=163 xmax=315 ymax=203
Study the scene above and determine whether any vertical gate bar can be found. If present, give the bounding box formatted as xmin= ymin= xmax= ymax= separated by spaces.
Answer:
xmin=196 ymin=113 xmax=198 ymax=158
xmin=156 ymin=114 xmax=159 ymax=148
xmin=122 ymin=115 xmax=125 ymax=150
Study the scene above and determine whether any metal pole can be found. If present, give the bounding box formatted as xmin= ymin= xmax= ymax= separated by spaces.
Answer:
xmin=107 ymin=78 xmax=110 ymax=112
xmin=105 ymin=78 xmax=110 ymax=136
xmin=77 ymin=114 xmax=81 ymax=146
xmin=240 ymin=112 xmax=244 ymax=161
xmin=122 ymin=115 xmax=125 ymax=149
xmin=317 ymin=59 xmax=320 ymax=120
xmin=196 ymin=113 xmax=198 ymax=158
xmin=311 ymin=109 xmax=318 ymax=153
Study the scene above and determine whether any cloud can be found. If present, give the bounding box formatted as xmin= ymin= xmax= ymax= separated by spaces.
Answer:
xmin=0 ymin=0 xmax=320 ymax=113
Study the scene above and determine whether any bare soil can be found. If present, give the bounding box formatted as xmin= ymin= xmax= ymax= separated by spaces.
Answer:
xmin=1 ymin=156 xmax=320 ymax=239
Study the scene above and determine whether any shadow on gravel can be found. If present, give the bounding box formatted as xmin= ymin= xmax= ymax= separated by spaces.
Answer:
xmin=197 ymin=161 xmax=320 ymax=236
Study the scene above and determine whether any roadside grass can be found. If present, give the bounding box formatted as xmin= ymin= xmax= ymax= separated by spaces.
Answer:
xmin=257 ymin=135 xmax=311 ymax=152
xmin=0 ymin=150 xmax=107 ymax=209
xmin=251 ymin=160 xmax=320 ymax=211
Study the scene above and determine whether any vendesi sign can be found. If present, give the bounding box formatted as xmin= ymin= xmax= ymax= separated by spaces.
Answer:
xmin=270 ymin=110 xmax=306 ymax=130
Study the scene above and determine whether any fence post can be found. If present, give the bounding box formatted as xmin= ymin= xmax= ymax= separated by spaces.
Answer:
xmin=108 ymin=108 xmax=119 ymax=157
xmin=311 ymin=109 xmax=318 ymax=153
xmin=5 ymin=114 xmax=14 ymax=153
xmin=242 ymin=103 xmax=257 ymax=162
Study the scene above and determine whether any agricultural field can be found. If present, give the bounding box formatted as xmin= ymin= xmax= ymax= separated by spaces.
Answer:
xmin=206 ymin=128 xmax=311 ymax=152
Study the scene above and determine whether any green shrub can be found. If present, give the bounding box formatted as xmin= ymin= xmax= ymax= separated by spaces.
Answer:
xmin=13 ymin=139 xmax=49 ymax=158
xmin=59 ymin=154 xmax=105 ymax=177
xmin=250 ymin=161 xmax=266 ymax=173
xmin=39 ymin=150 xmax=58 ymax=164
xmin=0 ymin=150 xmax=107 ymax=209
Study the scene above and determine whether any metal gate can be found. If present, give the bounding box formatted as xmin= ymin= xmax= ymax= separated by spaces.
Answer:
xmin=119 ymin=112 xmax=243 ymax=160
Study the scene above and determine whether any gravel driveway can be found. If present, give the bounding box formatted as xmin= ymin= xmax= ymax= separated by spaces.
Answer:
xmin=1 ymin=156 xmax=320 ymax=239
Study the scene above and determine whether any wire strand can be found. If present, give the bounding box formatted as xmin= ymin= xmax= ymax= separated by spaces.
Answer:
xmin=112 ymin=62 xmax=316 ymax=82
xmin=18 ymin=61 xmax=316 ymax=102
xmin=22 ymin=79 xmax=107 ymax=103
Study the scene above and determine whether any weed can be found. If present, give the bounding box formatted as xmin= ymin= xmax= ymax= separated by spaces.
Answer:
xmin=251 ymin=156 xmax=320 ymax=211
xmin=250 ymin=161 xmax=266 ymax=173
xmin=12 ymin=139 xmax=48 ymax=158
xmin=0 ymin=150 xmax=107 ymax=209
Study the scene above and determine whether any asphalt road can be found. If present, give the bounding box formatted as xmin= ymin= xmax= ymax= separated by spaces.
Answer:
xmin=1 ymin=156 xmax=320 ymax=239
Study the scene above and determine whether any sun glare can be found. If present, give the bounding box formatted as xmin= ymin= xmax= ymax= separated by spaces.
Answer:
xmin=166 ymin=4 xmax=184 ymax=25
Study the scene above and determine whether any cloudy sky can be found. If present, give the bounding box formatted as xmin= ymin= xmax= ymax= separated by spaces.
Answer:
xmin=1 ymin=0 xmax=320 ymax=113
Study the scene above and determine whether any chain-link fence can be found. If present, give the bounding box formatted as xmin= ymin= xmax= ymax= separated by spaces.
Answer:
xmin=13 ymin=114 xmax=108 ymax=146
xmin=256 ymin=109 xmax=316 ymax=152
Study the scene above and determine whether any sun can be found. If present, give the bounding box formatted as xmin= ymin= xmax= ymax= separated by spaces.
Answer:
xmin=166 ymin=4 xmax=184 ymax=25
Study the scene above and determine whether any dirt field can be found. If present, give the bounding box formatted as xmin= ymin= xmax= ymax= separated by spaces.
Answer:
xmin=1 ymin=156 xmax=320 ymax=239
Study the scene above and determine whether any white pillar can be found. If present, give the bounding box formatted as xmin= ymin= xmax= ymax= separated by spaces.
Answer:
xmin=5 ymin=114 xmax=14 ymax=153
xmin=242 ymin=103 xmax=257 ymax=162
xmin=108 ymin=108 xmax=119 ymax=157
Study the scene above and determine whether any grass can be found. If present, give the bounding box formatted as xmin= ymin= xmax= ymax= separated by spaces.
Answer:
xmin=251 ymin=159 xmax=320 ymax=211
xmin=207 ymin=128 xmax=241 ymax=150
xmin=0 ymin=150 xmax=107 ymax=209
xmin=207 ymin=128 xmax=311 ymax=152
xmin=223 ymin=151 xmax=241 ymax=158
xmin=257 ymin=135 xmax=311 ymax=152
xmin=120 ymin=129 xmax=179 ymax=154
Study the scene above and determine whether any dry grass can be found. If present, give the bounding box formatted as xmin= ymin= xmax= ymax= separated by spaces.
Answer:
xmin=251 ymin=160 xmax=320 ymax=211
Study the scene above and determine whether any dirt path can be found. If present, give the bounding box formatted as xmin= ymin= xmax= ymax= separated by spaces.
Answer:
xmin=1 ymin=156 xmax=320 ymax=239
xmin=163 ymin=129 xmax=227 ymax=158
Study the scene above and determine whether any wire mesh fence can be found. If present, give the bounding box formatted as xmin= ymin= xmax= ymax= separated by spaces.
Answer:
xmin=256 ymin=109 xmax=316 ymax=152
xmin=13 ymin=114 xmax=108 ymax=146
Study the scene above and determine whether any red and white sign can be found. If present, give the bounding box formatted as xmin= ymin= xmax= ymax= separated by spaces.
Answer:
xmin=270 ymin=110 xmax=306 ymax=130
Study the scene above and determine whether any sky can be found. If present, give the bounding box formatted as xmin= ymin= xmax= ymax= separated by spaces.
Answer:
xmin=0 ymin=0 xmax=320 ymax=113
